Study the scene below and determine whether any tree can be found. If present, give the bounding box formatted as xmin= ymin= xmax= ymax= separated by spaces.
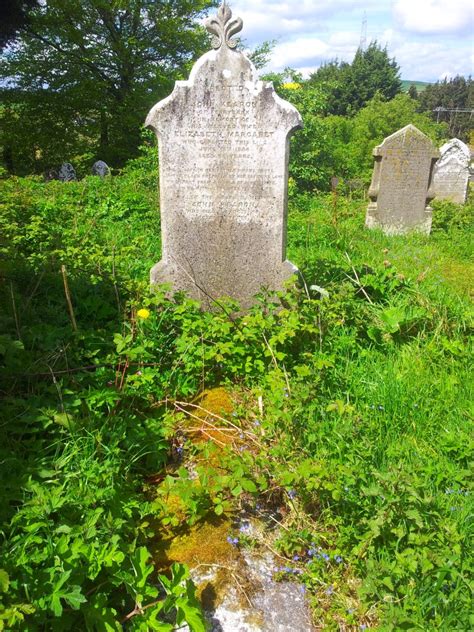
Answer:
xmin=418 ymin=76 xmax=473 ymax=141
xmin=346 ymin=93 xmax=447 ymax=179
xmin=309 ymin=42 xmax=402 ymax=116
xmin=1 ymin=0 xmax=218 ymax=173
xmin=1 ymin=0 xmax=38 ymax=49
xmin=408 ymin=84 xmax=418 ymax=100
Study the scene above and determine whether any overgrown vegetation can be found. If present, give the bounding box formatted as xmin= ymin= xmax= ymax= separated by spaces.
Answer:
xmin=1 ymin=153 xmax=472 ymax=629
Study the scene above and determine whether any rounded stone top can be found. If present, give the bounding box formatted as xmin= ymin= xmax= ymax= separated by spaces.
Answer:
xmin=374 ymin=124 xmax=439 ymax=157
xmin=439 ymin=138 xmax=471 ymax=159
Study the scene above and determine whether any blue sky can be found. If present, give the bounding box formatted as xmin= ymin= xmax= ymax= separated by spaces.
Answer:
xmin=216 ymin=1 xmax=474 ymax=81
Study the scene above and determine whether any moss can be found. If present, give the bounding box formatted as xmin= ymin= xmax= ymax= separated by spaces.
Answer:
xmin=178 ymin=386 xmax=239 ymax=447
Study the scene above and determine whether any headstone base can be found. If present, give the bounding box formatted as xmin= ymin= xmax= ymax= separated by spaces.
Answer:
xmin=365 ymin=202 xmax=432 ymax=235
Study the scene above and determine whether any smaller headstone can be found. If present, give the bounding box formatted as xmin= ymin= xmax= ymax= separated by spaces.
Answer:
xmin=366 ymin=124 xmax=439 ymax=235
xmin=91 ymin=160 xmax=110 ymax=177
xmin=433 ymin=139 xmax=470 ymax=203
xmin=330 ymin=176 xmax=340 ymax=192
xmin=58 ymin=162 xmax=77 ymax=182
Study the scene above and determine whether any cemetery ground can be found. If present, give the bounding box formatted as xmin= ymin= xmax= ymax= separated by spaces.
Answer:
xmin=0 ymin=155 xmax=472 ymax=631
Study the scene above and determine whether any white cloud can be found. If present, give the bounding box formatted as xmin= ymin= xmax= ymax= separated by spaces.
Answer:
xmin=228 ymin=0 xmax=381 ymax=42
xmin=270 ymin=37 xmax=329 ymax=71
xmin=201 ymin=2 xmax=474 ymax=81
xmin=384 ymin=35 xmax=470 ymax=80
xmin=393 ymin=0 xmax=474 ymax=34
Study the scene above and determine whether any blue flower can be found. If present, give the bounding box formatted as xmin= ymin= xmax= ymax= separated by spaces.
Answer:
xmin=335 ymin=555 xmax=343 ymax=564
xmin=325 ymin=585 xmax=334 ymax=595
xmin=287 ymin=489 xmax=297 ymax=500
xmin=293 ymin=555 xmax=300 ymax=561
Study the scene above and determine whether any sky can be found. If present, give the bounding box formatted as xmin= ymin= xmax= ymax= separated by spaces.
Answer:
xmin=216 ymin=0 xmax=474 ymax=81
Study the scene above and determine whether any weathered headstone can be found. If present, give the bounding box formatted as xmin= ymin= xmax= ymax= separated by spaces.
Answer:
xmin=433 ymin=138 xmax=470 ymax=203
xmin=366 ymin=125 xmax=439 ymax=235
xmin=91 ymin=160 xmax=110 ymax=177
xmin=145 ymin=2 xmax=302 ymax=309
xmin=58 ymin=162 xmax=77 ymax=182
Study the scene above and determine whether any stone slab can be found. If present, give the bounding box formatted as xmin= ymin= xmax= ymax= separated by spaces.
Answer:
xmin=58 ymin=162 xmax=76 ymax=182
xmin=92 ymin=160 xmax=110 ymax=177
xmin=433 ymin=138 xmax=470 ymax=204
xmin=145 ymin=2 xmax=302 ymax=309
xmin=366 ymin=124 xmax=439 ymax=235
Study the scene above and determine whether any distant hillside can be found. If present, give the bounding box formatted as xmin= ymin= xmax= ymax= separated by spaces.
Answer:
xmin=401 ymin=80 xmax=431 ymax=93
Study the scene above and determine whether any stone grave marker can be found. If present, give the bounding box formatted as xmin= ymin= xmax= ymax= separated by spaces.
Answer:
xmin=366 ymin=124 xmax=439 ymax=235
xmin=145 ymin=1 xmax=302 ymax=309
xmin=92 ymin=160 xmax=110 ymax=177
xmin=433 ymin=138 xmax=470 ymax=203
xmin=58 ymin=162 xmax=77 ymax=182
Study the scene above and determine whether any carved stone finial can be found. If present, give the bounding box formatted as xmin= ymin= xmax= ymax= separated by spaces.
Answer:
xmin=205 ymin=2 xmax=243 ymax=50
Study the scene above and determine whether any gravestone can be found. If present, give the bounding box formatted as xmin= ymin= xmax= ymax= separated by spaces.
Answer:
xmin=433 ymin=138 xmax=470 ymax=203
xmin=58 ymin=162 xmax=77 ymax=182
xmin=145 ymin=2 xmax=302 ymax=309
xmin=91 ymin=160 xmax=110 ymax=177
xmin=366 ymin=124 xmax=439 ymax=235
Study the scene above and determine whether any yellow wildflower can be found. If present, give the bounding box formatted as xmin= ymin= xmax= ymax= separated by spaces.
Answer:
xmin=282 ymin=82 xmax=301 ymax=90
xmin=137 ymin=308 xmax=151 ymax=320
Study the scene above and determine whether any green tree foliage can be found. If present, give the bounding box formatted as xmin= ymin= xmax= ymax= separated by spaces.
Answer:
xmin=418 ymin=75 xmax=474 ymax=141
xmin=309 ymin=42 xmax=402 ymax=116
xmin=272 ymin=71 xmax=335 ymax=191
xmin=408 ymin=84 xmax=418 ymax=100
xmin=344 ymin=92 xmax=447 ymax=180
xmin=0 ymin=0 xmax=38 ymax=49
xmin=1 ymin=0 xmax=217 ymax=174
xmin=277 ymin=81 xmax=446 ymax=191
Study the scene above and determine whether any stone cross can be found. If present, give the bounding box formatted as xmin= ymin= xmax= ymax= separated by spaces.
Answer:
xmin=366 ymin=125 xmax=439 ymax=235
xmin=145 ymin=2 xmax=302 ymax=309
xmin=58 ymin=162 xmax=77 ymax=182
xmin=92 ymin=160 xmax=110 ymax=177
xmin=433 ymin=138 xmax=470 ymax=204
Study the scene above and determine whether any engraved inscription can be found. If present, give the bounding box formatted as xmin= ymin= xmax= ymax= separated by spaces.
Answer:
xmin=146 ymin=2 xmax=302 ymax=308
xmin=366 ymin=125 xmax=439 ymax=235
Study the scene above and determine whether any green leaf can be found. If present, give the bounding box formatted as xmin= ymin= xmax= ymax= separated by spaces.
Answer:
xmin=0 ymin=570 xmax=9 ymax=593
xmin=382 ymin=576 xmax=394 ymax=591
xmin=241 ymin=479 xmax=257 ymax=493
xmin=64 ymin=585 xmax=87 ymax=610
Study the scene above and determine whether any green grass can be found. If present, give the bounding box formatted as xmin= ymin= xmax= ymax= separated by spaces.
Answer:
xmin=401 ymin=80 xmax=431 ymax=93
xmin=0 ymin=164 xmax=472 ymax=630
